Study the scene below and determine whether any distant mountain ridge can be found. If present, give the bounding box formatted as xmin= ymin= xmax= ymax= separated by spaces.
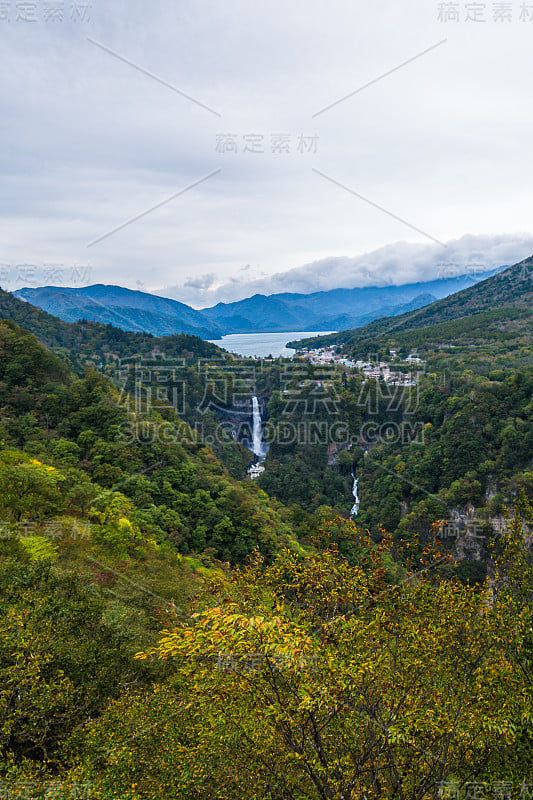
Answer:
xmin=13 ymin=266 xmax=505 ymax=338
xmin=200 ymin=289 xmax=436 ymax=333
xmin=14 ymin=284 xmax=223 ymax=339
xmin=347 ymin=256 xmax=532 ymax=337
xmin=291 ymin=256 xmax=532 ymax=350
xmin=199 ymin=270 xmax=504 ymax=333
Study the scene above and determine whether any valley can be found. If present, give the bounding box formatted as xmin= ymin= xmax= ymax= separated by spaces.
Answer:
xmin=0 ymin=256 xmax=531 ymax=798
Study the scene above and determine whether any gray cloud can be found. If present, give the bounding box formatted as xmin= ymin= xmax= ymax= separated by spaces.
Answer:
xmin=1 ymin=1 xmax=533 ymax=302
xmin=160 ymin=234 xmax=533 ymax=306
xmin=183 ymin=272 xmax=217 ymax=290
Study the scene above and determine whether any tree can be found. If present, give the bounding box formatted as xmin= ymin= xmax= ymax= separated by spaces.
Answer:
xmin=135 ymin=530 xmax=530 ymax=799
xmin=0 ymin=453 xmax=65 ymax=522
xmin=0 ymin=561 xmax=150 ymax=765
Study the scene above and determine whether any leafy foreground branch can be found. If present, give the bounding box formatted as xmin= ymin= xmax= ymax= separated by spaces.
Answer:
xmin=64 ymin=510 xmax=533 ymax=800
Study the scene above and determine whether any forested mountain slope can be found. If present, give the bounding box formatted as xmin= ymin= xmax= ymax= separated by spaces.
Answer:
xmin=0 ymin=319 xmax=298 ymax=564
xmin=14 ymin=284 xmax=222 ymax=339
xmin=293 ymin=256 xmax=532 ymax=351
xmin=0 ymin=287 xmax=225 ymax=370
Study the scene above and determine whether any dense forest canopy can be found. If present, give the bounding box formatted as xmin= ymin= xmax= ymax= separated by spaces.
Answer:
xmin=0 ymin=258 xmax=532 ymax=798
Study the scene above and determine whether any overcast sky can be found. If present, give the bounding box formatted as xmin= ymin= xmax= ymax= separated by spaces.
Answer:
xmin=1 ymin=0 xmax=533 ymax=306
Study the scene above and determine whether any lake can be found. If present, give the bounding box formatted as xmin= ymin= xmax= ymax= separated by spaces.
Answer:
xmin=209 ymin=331 xmax=335 ymax=359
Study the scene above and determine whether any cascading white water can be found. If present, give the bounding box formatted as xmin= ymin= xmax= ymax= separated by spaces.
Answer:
xmin=350 ymin=470 xmax=360 ymax=519
xmin=252 ymin=396 xmax=265 ymax=459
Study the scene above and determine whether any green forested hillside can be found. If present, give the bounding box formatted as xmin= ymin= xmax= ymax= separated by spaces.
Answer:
xmin=0 ymin=318 xmax=310 ymax=787
xmin=1 ymin=268 xmax=533 ymax=798
xmin=0 ymin=288 xmax=224 ymax=370
xmin=0 ymin=320 xmax=297 ymax=563
xmin=292 ymin=256 xmax=532 ymax=353
xmin=0 ymin=289 xmax=260 ymax=475
xmin=253 ymin=259 xmax=533 ymax=584
xmin=257 ymin=358 xmax=532 ymax=560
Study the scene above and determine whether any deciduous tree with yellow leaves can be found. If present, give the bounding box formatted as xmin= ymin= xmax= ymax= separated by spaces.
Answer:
xmin=133 ymin=517 xmax=532 ymax=799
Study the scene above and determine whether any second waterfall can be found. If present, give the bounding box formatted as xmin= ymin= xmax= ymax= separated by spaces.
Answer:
xmin=350 ymin=470 xmax=360 ymax=519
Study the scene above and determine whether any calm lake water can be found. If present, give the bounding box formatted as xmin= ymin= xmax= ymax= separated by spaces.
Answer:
xmin=209 ymin=331 xmax=335 ymax=359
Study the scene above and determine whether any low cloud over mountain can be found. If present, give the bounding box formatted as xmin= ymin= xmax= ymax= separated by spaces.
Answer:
xmin=161 ymin=234 xmax=533 ymax=307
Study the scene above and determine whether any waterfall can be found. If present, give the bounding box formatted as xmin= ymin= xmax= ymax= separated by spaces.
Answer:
xmin=350 ymin=469 xmax=360 ymax=519
xmin=252 ymin=396 xmax=265 ymax=460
